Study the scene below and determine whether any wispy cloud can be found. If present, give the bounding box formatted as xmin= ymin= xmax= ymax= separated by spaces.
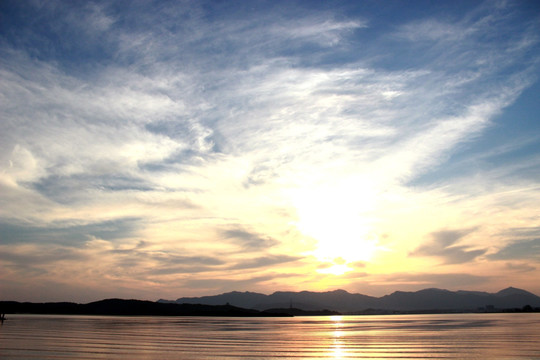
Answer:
xmin=411 ymin=229 xmax=487 ymax=264
xmin=220 ymin=227 xmax=279 ymax=250
xmin=270 ymin=18 xmax=367 ymax=46
xmin=1 ymin=0 xmax=539 ymax=300
xmin=488 ymin=239 xmax=540 ymax=260
xmin=230 ymin=255 xmax=301 ymax=270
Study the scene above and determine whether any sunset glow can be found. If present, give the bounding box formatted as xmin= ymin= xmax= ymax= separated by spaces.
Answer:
xmin=1 ymin=0 xmax=539 ymax=302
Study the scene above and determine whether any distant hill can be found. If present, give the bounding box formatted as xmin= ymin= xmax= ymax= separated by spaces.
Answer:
xmin=168 ymin=287 xmax=540 ymax=313
xmin=0 ymin=299 xmax=289 ymax=317
xmin=263 ymin=307 xmax=341 ymax=316
xmin=168 ymin=289 xmax=379 ymax=312
xmin=4 ymin=287 xmax=539 ymax=316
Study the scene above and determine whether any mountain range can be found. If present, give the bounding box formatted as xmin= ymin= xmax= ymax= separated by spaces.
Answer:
xmin=163 ymin=287 xmax=540 ymax=313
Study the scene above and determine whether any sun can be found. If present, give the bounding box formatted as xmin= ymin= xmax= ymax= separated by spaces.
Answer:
xmin=291 ymin=180 xmax=380 ymax=267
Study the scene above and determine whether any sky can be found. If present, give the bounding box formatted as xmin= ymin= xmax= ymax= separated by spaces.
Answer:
xmin=1 ymin=0 xmax=540 ymax=303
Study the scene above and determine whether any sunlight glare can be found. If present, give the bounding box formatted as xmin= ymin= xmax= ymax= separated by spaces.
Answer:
xmin=293 ymin=178 xmax=381 ymax=264
xmin=331 ymin=315 xmax=347 ymax=359
xmin=317 ymin=264 xmax=353 ymax=275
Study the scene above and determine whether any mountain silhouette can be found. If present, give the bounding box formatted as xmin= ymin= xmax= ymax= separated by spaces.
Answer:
xmin=169 ymin=287 xmax=540 ymax=312
xmin=0 ymin=299 xmax=289 ymax=317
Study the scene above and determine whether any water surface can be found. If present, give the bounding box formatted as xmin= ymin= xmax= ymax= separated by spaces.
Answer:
xmin=1 ymin=313 xmax=539 ymax=359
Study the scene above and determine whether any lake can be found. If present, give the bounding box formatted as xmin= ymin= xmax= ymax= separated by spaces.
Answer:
xmin=1 ymin=313 xmax=539 ymax=359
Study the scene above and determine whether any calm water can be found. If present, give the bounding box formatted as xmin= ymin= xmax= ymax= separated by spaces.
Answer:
xmin=1 ymin=313 xmax=539 ymax=359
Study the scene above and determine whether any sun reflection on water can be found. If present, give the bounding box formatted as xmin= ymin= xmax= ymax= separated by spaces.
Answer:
xmin=330 ymin=315 xmax=348 ymax=359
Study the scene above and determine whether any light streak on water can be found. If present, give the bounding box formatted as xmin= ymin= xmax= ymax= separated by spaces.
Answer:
xmin=1 ymin=313 xmax=539 ymax=359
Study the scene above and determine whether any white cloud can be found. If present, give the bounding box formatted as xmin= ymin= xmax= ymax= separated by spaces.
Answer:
xmin=1 ymin=0 xmax=539 ymax=299
xmin=270 ymin=18 xmax=367 ymax=46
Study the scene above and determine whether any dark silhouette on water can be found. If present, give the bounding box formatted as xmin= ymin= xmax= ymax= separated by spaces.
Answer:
xmin=2 ymin=287 xmax=540 ymax=317
xmin=264 ymin=307 xmax=341 ymax=316
xmin=0 ymin=299 xmax=291 ymax=317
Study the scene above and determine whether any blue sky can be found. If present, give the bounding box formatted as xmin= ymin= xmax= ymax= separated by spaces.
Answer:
xmin=1 ymin=0 xmax=539 ymax=302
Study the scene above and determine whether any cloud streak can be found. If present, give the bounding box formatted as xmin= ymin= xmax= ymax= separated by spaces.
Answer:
xmin=411 ymin=229 xmax=487 ymax=264
xmin=1 ymin=0 xmax=539 ymax=301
